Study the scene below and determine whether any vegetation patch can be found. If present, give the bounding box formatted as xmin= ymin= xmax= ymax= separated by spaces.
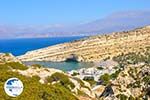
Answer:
xmin=5 ymin=62 xmax=28 ymax=70
xmin=116 ymin=94 xmax=128 ymax=100
xmin=0 ymin=64 xmax=78 ymax=100
xmin=83 ymin=76 xmax=96 ymax=87
xmin=113 ymin=47 xmax=150 ymax=67
xmin=110 ymin=69 xmax=121 ymax=79
xmin=97 ymin=67 xmax=104 ymax=70
xmin=46 ymin=72 xmax=75 ymax=90
xmin=99 ymin=73 xmax=111 ymax=85
xmin=31 ymin=64 xmax=43 ymax=68
xmin=142 ymin=76 xmax=150 ymax=85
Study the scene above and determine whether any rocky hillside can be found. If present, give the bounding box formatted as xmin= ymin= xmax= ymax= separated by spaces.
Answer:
xmin=90 ymin=62 xmax=150 ymax=100
xmin=18 ymin=26 xmax=150 ymax=62
xmin=0 ymin=53 xmax=95 ymax=100
xmin=97 ymin=48 xmax=150 ymax=100
xmin=0 ymin=47 xmax=150 ymax=100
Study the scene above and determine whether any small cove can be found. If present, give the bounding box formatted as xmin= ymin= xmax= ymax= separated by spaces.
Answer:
xmin=23 ymin=61 xmax=94 ymax=72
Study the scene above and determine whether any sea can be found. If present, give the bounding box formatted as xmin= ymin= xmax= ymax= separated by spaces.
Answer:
xmin=0 ymin=36 xmax=94 ymax=71
xmin=0 ymin=37 xmax=84 ymax=56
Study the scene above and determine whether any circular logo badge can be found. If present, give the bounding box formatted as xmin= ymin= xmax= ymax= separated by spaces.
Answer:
xmin=4 ymin=78 xmax=24 ymax=97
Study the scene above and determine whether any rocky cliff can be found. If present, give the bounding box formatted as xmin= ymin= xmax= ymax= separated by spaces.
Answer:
xmin=18 ymin=26 xmax=150 ymax=62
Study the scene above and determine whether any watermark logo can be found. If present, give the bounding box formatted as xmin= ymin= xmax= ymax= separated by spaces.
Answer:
xmin=4 ymin=78 xmax=24 ymax=97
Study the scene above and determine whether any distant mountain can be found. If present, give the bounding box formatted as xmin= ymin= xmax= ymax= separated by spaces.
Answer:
xmin=69 ymin=10 xmax=150 ymax=34
xmin=0 ymin=10 xmax=150 ymax=38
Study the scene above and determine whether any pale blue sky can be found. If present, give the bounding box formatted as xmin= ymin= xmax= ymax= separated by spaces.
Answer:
xmin=0 ymin=0 xmax=150 ymax=25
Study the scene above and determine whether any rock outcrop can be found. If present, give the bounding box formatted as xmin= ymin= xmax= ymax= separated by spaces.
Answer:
xmin=18 ymin=26 xmax=150 ymax=62
xmin=0 ymin=53 xmax=21 ymax=64
xmin=89 ymin=63 xmax=150 ymax=100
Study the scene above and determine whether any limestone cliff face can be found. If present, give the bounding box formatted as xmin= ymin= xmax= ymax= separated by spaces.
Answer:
xmin=18 ymin=26 xmax=150 ymax=62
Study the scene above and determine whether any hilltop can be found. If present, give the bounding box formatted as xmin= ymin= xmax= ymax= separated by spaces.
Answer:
xmin=18 ymin=26 xmax=150 ymax=62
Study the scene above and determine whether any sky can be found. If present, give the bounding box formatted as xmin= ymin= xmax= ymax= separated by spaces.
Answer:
xmin=0 ymin=0 xmax=150 ymax=25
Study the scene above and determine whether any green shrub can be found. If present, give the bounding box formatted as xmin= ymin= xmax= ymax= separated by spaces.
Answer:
xmin=71 ymin=72 xmax=79 ymax=76
xmin=117 ymin=94 xmax=128 ymax=100
xmin=32 ymin=64 xmax=42 ymax=68
xmin=97 ymin=67 xmax=104 ymax=70
xmin=143 ymin=76 xmax=150 ymax=84
xmin=128 ymin=95 xmax=135 ymax=100
xmin=110 ymin=69 xmax=121 ymax=79
xmin=99 ymin=73 xmax=111 ymax=85
xmin=0 ymin=71 xmax=78 ymax=100
xmin=0 ymin=64 xmax=10 ymax=71
xmin=46 ymin=72 xmax=75 ymax=89
xmin=5 ymin=53 xmax=10 ymax=56
xmin=77 ymin=89 xmax=88 ymax=96
xmin=5 ymin=62 xmax=28 ymax=70
xmin=83 ymin=77 xmax=96 ymax=87
xmin=0 ymin=63 xmax=78 ymax=100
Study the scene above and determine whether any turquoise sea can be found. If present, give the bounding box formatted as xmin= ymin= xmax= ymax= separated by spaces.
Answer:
xmin=24 ymin=61 xmax=94 ymax=71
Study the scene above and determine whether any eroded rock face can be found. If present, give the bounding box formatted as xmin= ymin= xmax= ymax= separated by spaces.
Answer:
xmin=14 ymin=66 xmax=63 ymax=84
xmin=92 ymin=85 xmax=105 ymax=97
xmin=0 ymin=53 xmax=21 ymax=63
xmin=108 ymin=64 xmax=149 ymax=99
xmin=18 ymin=26 xmax=150 ymax=62
xmin=65 ymin=54 xmax=80 ymax=62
